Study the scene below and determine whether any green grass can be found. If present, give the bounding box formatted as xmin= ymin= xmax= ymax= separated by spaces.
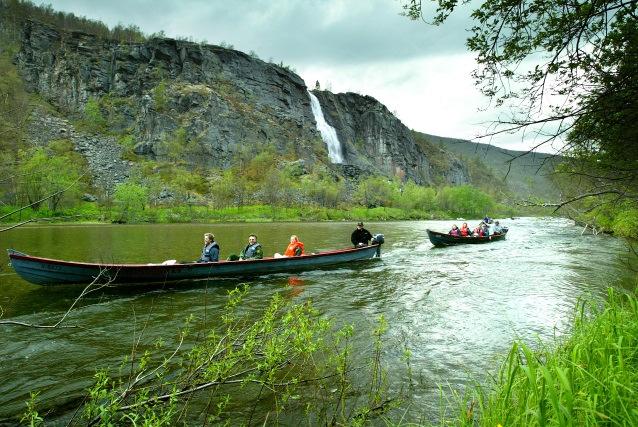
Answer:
xmin=0 ymin=203 xmax=494 ymax=224
xmin=452 ymin=288 xmax=638 ymax=426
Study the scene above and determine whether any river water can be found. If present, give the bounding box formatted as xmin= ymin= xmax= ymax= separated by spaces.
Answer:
xmin=0 ymin=217 xmax=635 ymax=424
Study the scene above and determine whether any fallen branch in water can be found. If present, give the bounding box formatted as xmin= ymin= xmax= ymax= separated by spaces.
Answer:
xmin=0 ymin=268 xmax=112 ymax=329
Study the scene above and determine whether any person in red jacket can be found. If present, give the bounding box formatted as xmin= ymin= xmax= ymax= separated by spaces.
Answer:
xmin=460 ymin=222 xmax=470 ymax=237
xmin=283 ymin=235 xmax=305 ymax=257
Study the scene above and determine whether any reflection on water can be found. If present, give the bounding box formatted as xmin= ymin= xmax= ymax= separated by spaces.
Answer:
xmin=0 ymin=218 xmax=634 ymax=422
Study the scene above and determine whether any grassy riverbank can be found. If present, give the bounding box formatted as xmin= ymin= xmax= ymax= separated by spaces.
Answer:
xmin=0 ymin=202 xmax=520 ymax=225
xmin=450 ymin=288 xmax=638 ymax=426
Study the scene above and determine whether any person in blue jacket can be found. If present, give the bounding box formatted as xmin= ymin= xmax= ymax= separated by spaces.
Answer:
xmin=198 ymin=233 xmax=219 ymax=262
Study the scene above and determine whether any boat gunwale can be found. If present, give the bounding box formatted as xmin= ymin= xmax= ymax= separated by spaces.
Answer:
xmin=7 ymin=244 xmax=381 ymax=270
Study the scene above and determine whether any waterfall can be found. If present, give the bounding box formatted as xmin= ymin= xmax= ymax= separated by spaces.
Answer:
xmin=308 ymin=91 xmax=344 ymax=164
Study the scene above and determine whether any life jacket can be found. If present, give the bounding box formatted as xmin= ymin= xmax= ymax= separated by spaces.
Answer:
xmin=201 ymin=242 xmax=219 ymax=262
xmin=243 ymin=243 xmax=261 ymax=258
xmin=460 ymin=226 xmax=469 ymax=236
xmin=284 ymin=241 xmax=305 ymax=257
xmin=449 ymin=228 xmax=460 ymax=236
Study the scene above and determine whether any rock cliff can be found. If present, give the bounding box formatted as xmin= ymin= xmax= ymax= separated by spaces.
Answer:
xmin=312 ymin=90 xmax=468 ymax=185
xmin=15 ymin=20 xmax=468 ymax=188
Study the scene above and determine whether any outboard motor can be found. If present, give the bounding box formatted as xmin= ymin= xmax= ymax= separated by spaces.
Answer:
xmin=371 ymin=234 xmax=384 ymax=245
xmin=371 ymin=234 xmax=384 ymax=257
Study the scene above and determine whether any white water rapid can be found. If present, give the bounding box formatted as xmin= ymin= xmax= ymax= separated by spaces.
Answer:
xmin=308 ymin=91 xmax=344 ymax=164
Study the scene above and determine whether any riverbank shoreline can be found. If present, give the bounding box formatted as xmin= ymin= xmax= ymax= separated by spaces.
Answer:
xmin=449 ymin=287 xmax=638 ymax=426
xmin=0 ymin=203 xmax=525 ymax=226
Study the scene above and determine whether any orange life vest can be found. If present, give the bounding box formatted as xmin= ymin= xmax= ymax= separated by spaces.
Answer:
xmin=284 ymin=241 xmax=305 ymax=257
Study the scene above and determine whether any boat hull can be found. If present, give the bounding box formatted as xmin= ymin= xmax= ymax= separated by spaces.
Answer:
xmin=427 ymin=229 xmax=508 ymax=247
xmin=7 ymin=245 xmax=381 ymax=286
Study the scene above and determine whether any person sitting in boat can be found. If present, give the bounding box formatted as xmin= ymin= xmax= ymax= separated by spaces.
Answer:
xmin=239 ymin=234 xmax=263 ymax=260
xmin=459 ymin=222 xmax=470 ymax=237
xmin=481 ymin=222 xmax=490 ymax=237
xmin=448 ymin=224 xmax=460 ymax=236
xmin=284 ymin=235 xmax=304 ymax=256
xmin=351 ymin=222 xmax=373 ymax=247
xmin=492 ymin=221 xmax=504 ymax=235
xmin=472 ymin=224 xmax=484 ymax=237
xmin=198 ymin=233 xmax=219 ymax=263
xmin=275 ymin=235 xmax=305 ymax=258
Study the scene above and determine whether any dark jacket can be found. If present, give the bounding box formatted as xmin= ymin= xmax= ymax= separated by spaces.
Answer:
xmin=199 ymin=242 xmax=219 ymax=262
xmin=351 ymin=228 xmax=373 ymax=246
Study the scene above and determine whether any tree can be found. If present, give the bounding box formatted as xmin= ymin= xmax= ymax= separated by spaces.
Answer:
xmin=436 ymin=185 xmax=494 ymax=218
xmin=113 ymin=182 xmax=148 ymax=223
xmin=211 ymin=169 xmax=249 ymax=207
xmin=403 ymin=0 xmax=638 ymax=218
xmin=354 ymin=177 xmax=399 ymax=208
xmin=170 ymin=168 xmax=208 ymax=204
xmin=300 ymin=174 xmax=345 ymax=208
xmin=16 ymin=147 xmax=84 ymax=211
xmin=394 ymin=181 xmax=437 ymax=211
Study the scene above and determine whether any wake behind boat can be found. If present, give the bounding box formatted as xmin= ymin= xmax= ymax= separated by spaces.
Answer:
xmin=7 ymin=242 xmax=382 ymax=287
xmin=427 ymin=228 xmax=508 ymax=247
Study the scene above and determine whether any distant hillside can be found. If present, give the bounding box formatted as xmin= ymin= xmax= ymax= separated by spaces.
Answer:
xmin=415 ymin=132 xmax=562 ymax=201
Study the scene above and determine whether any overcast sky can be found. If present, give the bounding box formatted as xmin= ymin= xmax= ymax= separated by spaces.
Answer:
xmin=38 ymin=0 xmax=554 ymax=152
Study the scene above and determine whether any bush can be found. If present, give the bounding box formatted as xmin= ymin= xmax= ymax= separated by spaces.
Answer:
xmin=354 ymin=177 xmax=399 ymax=208
xmin=152 ymin=80 xmax=168 ymax=112
xmin=113 ymin=182 xmax=148 ymax=223
xmin=612 ymin=208 xmax=638 ymax=237
xmin=436 ymin=185 xmax=495 ymax=218
xmin=81 ymin=97 xmax=107 ymax=133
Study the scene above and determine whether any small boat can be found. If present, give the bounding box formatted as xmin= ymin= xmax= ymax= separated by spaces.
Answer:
xmin=7 ymin=242 xmax=382 ymax=287
xmin=426 ymin=228 xmax=508 ymax=247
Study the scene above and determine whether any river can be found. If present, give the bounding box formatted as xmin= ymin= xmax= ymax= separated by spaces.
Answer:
xmin=0 ymin=217 xmax=634 ymax=424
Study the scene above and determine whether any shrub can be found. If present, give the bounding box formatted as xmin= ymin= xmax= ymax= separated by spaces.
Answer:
xmin=113 ymin=182 xmax=148 ymax=223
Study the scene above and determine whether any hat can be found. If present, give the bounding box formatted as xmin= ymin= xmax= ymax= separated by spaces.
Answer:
xmin=357 ymin=222 xmax=364 ymax=226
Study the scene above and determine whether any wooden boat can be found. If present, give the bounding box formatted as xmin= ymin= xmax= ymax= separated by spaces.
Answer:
xmin=427 ymin=228 xmax=508 ymax=247
xmin=7 ymin=244 xmax=382 ymax=286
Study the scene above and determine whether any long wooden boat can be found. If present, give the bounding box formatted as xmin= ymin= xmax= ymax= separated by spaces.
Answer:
xmin=7 ymin=244 xmax=382 ymax=286
xmin=427 ymin=228 xmax=508 ymax=247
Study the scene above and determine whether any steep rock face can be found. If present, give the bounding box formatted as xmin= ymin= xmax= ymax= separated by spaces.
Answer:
xmin=15 ymin=20 xmax=469 ymax=187
xmin=16 ymin=20 xmax=321 ymax=170
xmin=313 ymin=91 xmax=468 ymax=185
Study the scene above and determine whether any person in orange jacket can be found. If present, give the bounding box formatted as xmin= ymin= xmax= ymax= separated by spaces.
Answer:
xmin=283 ymin=235 xmax=305 ymax=257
